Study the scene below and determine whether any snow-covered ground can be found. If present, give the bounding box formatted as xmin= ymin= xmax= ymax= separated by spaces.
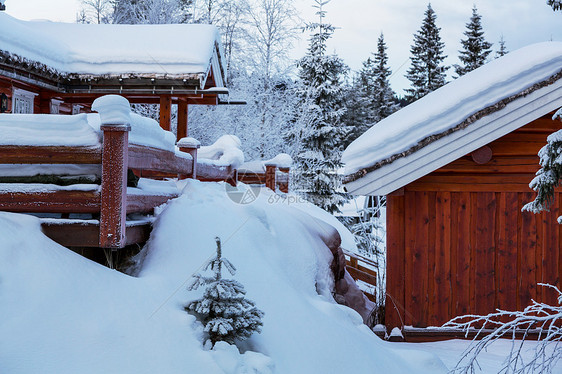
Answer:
xmin=401 ymin=339 xmax=562 ymax=373
xmin=0 ymin=180 xmax=446 ymax=374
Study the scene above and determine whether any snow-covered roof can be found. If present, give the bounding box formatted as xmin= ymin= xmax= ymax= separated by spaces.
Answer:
xmin=343 ymin=42 xmax=562 ymax=196
xmin=0 ymin=13 xmax=225 ymax=87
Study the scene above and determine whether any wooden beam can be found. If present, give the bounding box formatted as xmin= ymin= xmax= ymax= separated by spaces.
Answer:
xmin=0 ymin=189 xmax=100 ymax=213
xmin=0 ymin=145 xmax=101 ymax=164
xmin=159 ymin=95 xmax=172 ymax=131
xmin=128 ymin=144 xmax=193 ymax=175
xmin=41 ymin=220 xmax=152 ymax=248
xmin=177 ymin=98 xmax=188 ymax=141
xmin=126 ymin=193 xmax=177 ymax=214
xmin=99 ymin=123 xmax=130 ymax=248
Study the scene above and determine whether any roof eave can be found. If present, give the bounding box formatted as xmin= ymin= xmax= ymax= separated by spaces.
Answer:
xmin=345 ymin=79 xmax=562 ymax=196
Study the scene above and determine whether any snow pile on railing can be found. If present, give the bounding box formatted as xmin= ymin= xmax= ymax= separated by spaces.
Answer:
xmin=0 ymin=113 xmax=101 ymax=147
xmin=240 ymin=154 xmax=293 ymax=173
xmin=198 ymin=135 xmax=245 ymax=168
xmin=0 ymin=97 xmax=176 ymax=152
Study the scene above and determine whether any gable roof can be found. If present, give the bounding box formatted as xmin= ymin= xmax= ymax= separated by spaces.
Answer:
xmin=0 ymin=13 xmax=225 ymax=92
xmin=342 ymin=42 xmax=562 ymax=196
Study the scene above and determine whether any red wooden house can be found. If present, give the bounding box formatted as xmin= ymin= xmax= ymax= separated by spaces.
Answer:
xmin=343 ymin=42 xmax=562 ymax=334
xmin=0 ymin=11 xmax=226 ymax=138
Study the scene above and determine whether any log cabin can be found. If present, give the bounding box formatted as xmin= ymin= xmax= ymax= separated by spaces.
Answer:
xmin=0 ymin=10 xmax=227 ymax=138
xmin=342 ymin=42 xmax=562 ymax=337
xmin=0 ymin=11 xmax=292 ymax=264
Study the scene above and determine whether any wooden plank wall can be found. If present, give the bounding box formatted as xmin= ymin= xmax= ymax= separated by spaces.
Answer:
xmin=385 ymin=114 xmax=562 ymax=329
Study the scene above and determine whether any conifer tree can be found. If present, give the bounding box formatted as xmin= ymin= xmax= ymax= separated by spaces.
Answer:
xmin=454 ymin=6 xmax=492 ymax=77
xmin=405 ymin=3 xmax=449 ymax=102
xmin=548 ymin=0 xmax=562 ymax=11
xmin=294 ymin=0 xmax=349 ymax=213
xmin=495 ymin=35 xmax=508 ymax=58
xmin=345 ymin=33 xmax=398 ymax=146
xmin=185 ymin=237 xmax=264 ymax=347
xmin=370 ymin=33 xmax=399 ymax=122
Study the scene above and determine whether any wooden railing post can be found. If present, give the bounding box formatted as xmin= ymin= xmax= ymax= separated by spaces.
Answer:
xmin=278 ymin=166 xmax=290 ymax=193
xmin=177 ymin=137 xmax=200 ymax=179
xmin=92 ymin=95 xmax=132 ymax=249
xmin=100 ymin=124 xmax=130 ymax=248
xmin=265 ymin=163 xmax=276 ymax=191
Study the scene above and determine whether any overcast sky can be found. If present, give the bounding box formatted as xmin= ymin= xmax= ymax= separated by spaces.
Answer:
xmin=4 ymin=0 xmax=562 ymax=95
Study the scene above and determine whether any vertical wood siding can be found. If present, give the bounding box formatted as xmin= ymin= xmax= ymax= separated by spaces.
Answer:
xmin=385 ymin=114 xmax=562 ymax=329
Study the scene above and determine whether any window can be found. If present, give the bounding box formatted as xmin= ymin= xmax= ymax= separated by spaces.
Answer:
xmin=11 ymin=88 xmax=37 ymax=114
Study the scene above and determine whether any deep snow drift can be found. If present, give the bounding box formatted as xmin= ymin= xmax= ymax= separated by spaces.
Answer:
xmin=0 ymin=180 xmax=445 ymax=374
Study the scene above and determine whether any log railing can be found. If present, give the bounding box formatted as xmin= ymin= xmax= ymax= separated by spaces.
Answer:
xmin=343 ymin=249 xmax=378 ymax=302
xmin=0 ymin=96 xmax=239 ymax=249
xmin=238 ymin=164 xmax=290 ymax=193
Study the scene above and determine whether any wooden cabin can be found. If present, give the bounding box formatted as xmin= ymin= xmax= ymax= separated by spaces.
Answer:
xmin=342 ymin=42 xmax=562 ymax=335
xmin=0 ymin=12 xmax=292 ymax=262
xmin=0 ymin=11 xmax=226 ymax=138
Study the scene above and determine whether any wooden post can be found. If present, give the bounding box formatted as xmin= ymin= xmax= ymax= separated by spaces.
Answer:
xmin=159 ymin=95 xmax=171 ymax=131
xmin=278 ymin=166 xmax=290 ymax=193
xmin=265 ymin=164 xmax=276 ymax=191
xmin=99 ymin=123 xmax=130 ymax=248
xmin=92 ymin=95 xmax=133 ymax=249
xmin=177 ymin=98 xmax=188 ymax=141
xmin=227 ymin=169 xmax=238 ymax=187
xmin=177 ymin=137 xmax=200 ymax=179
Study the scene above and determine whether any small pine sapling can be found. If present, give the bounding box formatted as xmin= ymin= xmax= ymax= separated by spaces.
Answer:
xmin=185 ymin=237 xmax=264 ymax=347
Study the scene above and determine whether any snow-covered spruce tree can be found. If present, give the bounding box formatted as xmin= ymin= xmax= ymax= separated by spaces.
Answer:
xmin=344 ymin=34 xmax=398 ymax=149
xmin=454 ymin=6 xmax=492 ymax=77
xmin=523 ymin=109 xmax=562 ymax=219
xmin=111 ymin=0 xmax=192 ymax=24
xmin=185 ymin=237 xmax=264 ymax=347
xmin=294 ymin=0 xmax=350 ymax=214
xmin=495 ymin=35 xmax=509 ymax=59
xmin=549 ymin=0 xmax=562 ymax=11
xmin=370 ymin=33 xmax=399 ymax=122
xmin=405 ymin=3 xmax=449 ymax=102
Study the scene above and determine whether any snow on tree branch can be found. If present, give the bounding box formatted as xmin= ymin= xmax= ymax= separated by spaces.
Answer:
xmin=444 ymin=284 xmax=562 ymax=374
xmin=522 ymin=109 xmax=562 ymax=222
xmin=185 ymin=237 xmax=264 ymax=347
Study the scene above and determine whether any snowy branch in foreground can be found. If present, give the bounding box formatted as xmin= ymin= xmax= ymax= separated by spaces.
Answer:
xmin=444 ymin=284 xmax=562 ymax=374
xmin=522 ymin=110 xmax=562 ymax=222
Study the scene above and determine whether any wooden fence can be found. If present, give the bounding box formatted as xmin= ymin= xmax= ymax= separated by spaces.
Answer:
xmin=238 ymin=164 xmax=290 ymax=193
xmin=343 ymin=249 xmax=378 ymax=302
xmin=0 ymin=130 xmax=291 ymax=250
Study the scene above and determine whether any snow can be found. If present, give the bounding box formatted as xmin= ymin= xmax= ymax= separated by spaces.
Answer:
xmin=0 ymin=113 xmax=101 ymax=147
xmin=0 ymin=180 xmax=445 ymax=373
xmin=177 ymin=137 xmax=201 ymax=148
xmin=400 ymin=339 xmax=562 ymax=373
xmin=343 ymin=42 xmax=562 ymax=176
xmin=0 ymin=164 xmax=100 ymax=178
xmin=264 ymin=153 xmax=292 ymax=168
xmin=240 ymin=154 xmax=293 ymax=174
xmin=0 ymin=108 xmax=175 ymax=152
xmin=0 ymin=12 xmax=222 ymax=77
xmin=0 ymin=182 xmax=98 ymax=193
xmin=198 ymin=135 xmax=245 ymax=168
xmin=91 ymin=95 xmax=132 ymax=126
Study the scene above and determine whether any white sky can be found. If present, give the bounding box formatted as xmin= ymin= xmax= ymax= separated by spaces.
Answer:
xmin=4 ymin=0 xmax=562 ymax=95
